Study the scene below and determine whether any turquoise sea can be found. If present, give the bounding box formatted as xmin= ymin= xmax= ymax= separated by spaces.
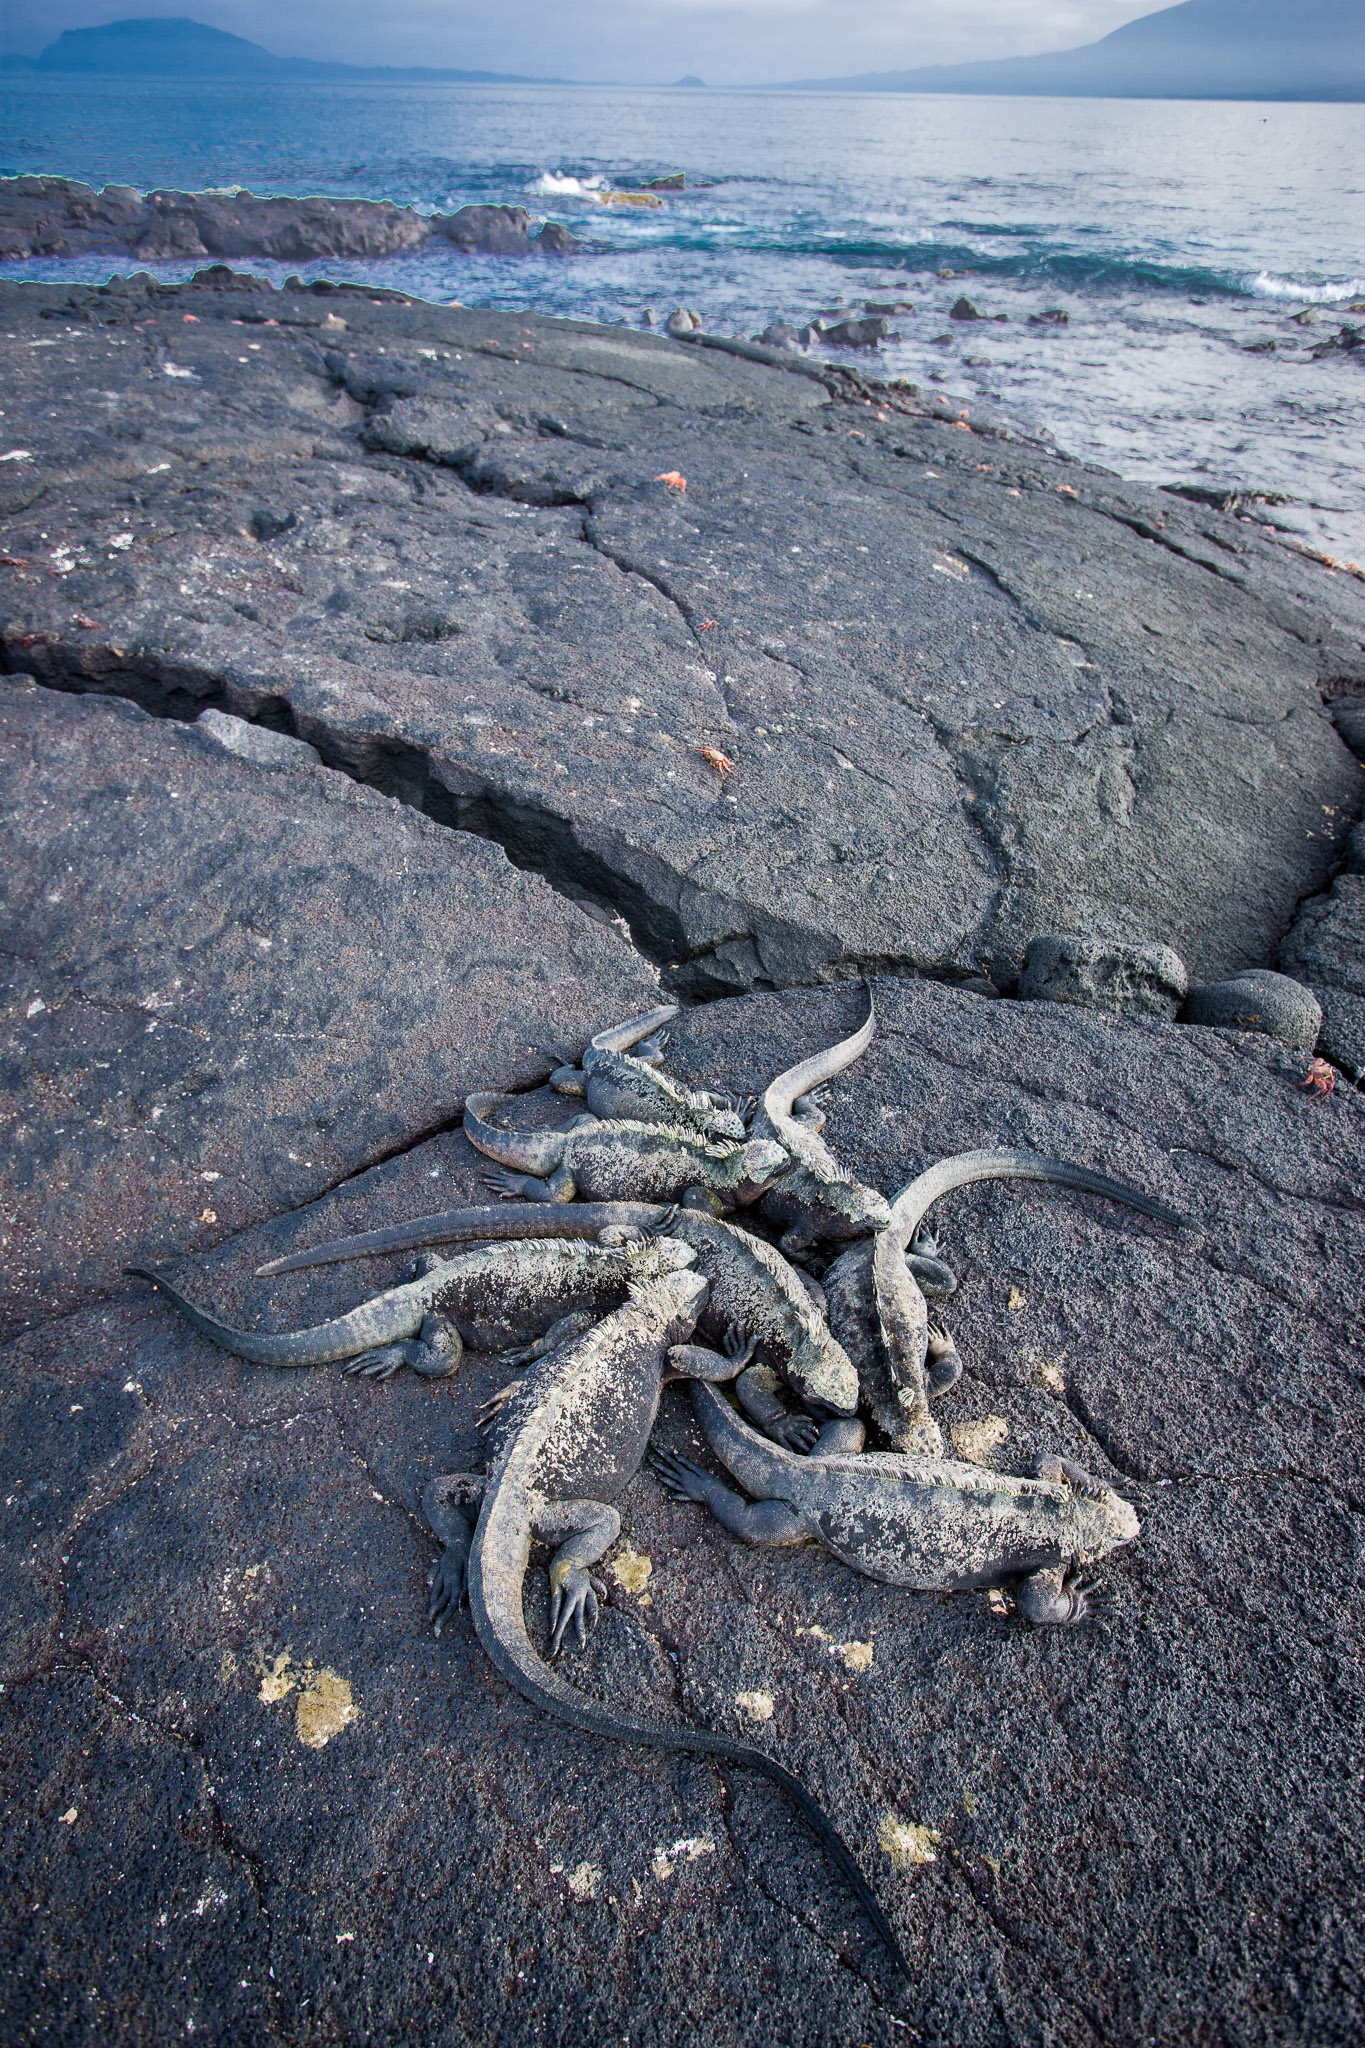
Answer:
xmin=3 ymin=76 xmax=1363 ymax=556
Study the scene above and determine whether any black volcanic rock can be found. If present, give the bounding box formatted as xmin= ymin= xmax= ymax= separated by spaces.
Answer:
xmin=0 ymin=177 xmax=580 ymax=263
xmin=0 ymin=678 xmax=656 ymax=1338
xmin=1 ymin=276 xmax=1360 ymax=1000
xmin=1 ymin=976 xmax=1361 ymax=2043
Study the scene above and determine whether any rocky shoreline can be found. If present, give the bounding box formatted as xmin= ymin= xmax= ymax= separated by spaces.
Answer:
xmin=2 ymin=268 xmax=1364 ymax=2046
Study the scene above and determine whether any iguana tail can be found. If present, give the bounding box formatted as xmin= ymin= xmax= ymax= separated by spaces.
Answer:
xmin=589 ymin=1004 xmax=680 ymax=1055
xmin=466 ymin=1504 xmax=912 ymax=1984
xmin=256 ymin=1203 xmax=674 ymax=1277
xmin=760 ymin=984 xmax=876 ymax=1130
xmin=463 ymin=1094 xmax=568 ymax=1176
xmin=125 ymin=1265 xmax=426 ymax=1366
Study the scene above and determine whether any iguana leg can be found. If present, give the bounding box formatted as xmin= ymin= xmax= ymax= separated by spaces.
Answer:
xmin=666 ymin=1321 xmax=759 ymax=1386
xmin=650 ymin=1450 xmax=807 ymax=1547
xmin=480 ymin=1165 xmax=578 ymax=1203
xmin=1016 ymin=1564 xmax=1105 ymax=1628
xmin=634 ymin=1032 xmax=668 ymax=1066
xmin=498 ymin=1310 xmax=598 ymax=1370
xmin=792 ymin=1087 xmax=827 ymax=1132
xmin=549 ymin=1065 xmax=589 ymax=1096
xmin=345 ymin=1313 xmax=464 ymax=1381
xmin=735 ymin=1362 xmax=820 ymax=1452
xmin=423 ymin=1473 xmax=485 ymax=1633
xmin=809 ymin=1417 xmax=866 ymax=1456
xmin=926 ymin=1326 xmax=962 ymax=1398
xmin=475 ymin=1378 xmax=522 ymax=1428
xmin=531 ymin=1499 xmax=621 ymax=1655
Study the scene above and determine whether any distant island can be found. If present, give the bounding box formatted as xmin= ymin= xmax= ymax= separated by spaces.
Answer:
xmin=0 ymin=15 xmax=562 ymax=83
xmin=778 ymin=0 xmax=1365 ymax=102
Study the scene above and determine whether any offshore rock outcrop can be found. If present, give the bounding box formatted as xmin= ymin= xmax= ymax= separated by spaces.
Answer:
xmin=0 ymin=176 xmax=582 ymax=262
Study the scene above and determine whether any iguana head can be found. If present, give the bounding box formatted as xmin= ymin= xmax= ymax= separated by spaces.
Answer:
xmin=627 ymin=1266 xmax=710 ymax=1346
xmin=705 ymin=1137 xmax=790 ymax=1202
xmin=785 ymin=1330 xmax=859 ymax=1417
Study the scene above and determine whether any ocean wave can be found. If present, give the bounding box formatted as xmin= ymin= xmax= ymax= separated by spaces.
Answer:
xmin=1245 ymin=271 xmax=1365 ymax=304
xmin=525 ymin=172 xmax=608 ymax=199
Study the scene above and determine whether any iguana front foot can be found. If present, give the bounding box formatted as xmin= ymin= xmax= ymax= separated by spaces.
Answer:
xmin=480 ymin=1165 xmax=577 ymax=1203
xmin=1016 ymin=1566 xmax=1106 ymax=1627
xmin=926 ymin=1325 xmax=962 ymax=1398
xmin=1031 ymin=1452 xmax=1116 ymax=1503
xmin=547 ymin=1564 xmax=608 ymax=1655
xmin=498 ymin=1310 xmax=597 ymax=1370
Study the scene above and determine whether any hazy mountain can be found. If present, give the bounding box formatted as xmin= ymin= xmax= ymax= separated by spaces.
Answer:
xmin=781 ymin=0 xmax=1365 ymax=101
xmin=7 ymin=16 xmax=556 ymax=83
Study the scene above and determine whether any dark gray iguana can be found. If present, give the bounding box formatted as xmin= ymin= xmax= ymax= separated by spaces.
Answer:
xmin=422 ymin=1265 xmax=912 ymax=1981
xmin=126 ymin=1235 xmax=699 ymax=1380
xmin=464 ymin=1095 xmax=789 ymax=1208
xmin=548 ymin=1003 xmax=749 ymax=1141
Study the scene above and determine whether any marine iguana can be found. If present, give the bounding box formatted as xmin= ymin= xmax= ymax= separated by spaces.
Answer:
xmin=747 ymin=992 xmax=893 ymax=1254
xmin=126 ymin=1236 xmax=697 ymax=1379
xmin=860 ymin=1149 xmax=1192 ymax=1455
xmin=463 ymin=1095 xmax=789 ymax=1208
xmin=652 ymin=1387 xmax=1140 ymax=1627
xmin=548 ymin=1004 xmax=749 ymax=1141
xmin=257 ymin=1201 xmax=862 ymax=1419
xmin=422 ymin=1268 xmax=912 ymax=1980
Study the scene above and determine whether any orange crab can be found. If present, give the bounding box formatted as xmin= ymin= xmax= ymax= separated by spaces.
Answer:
xmin=696 ymin=745 xmax=735 ymax=780
xmin=1300 ymin=1057 xmax=1337 ymax=1101
xmin=654 ymin=471 xmax=687 ymax=493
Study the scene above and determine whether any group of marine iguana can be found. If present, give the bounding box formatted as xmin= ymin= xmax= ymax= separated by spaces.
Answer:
xmin=130 ymin=993 xmax=1189 ymax=1984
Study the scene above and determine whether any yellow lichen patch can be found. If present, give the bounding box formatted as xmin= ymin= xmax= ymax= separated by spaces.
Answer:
xmin=838 ymin=1640 xmax=875 ymax=1673
xmin=256 ymin=1650 xmax=295 ymax=1706
xmin=949 ymin=1416 xmax=1009 ymax=1464
xmin=610 ymin=1548 xmax=653 ymax=1596
xmin=294 ymin=1667 xmax=357 ymax=1749
xmin=1007 ymin=1287 xmax=1027 ymax=1312
xmin=566 ymin=1863 xmax=601 ymax=1901
xmin=796 ymin=1622 xmax=831 ymax=1642
xmin=879 ymin=1815 xmax=941 ymax=1870
xmin=1038 ymin=1357 xmax=1066 ymax=1394
xmin=735 ymin=1690 xmax=774 ymax=1723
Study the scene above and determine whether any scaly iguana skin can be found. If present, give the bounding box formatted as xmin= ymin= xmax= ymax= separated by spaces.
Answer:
xmin=747 ymin=992 xmax=893 ymax=1254
xmin=422 ymin=1270 xmax=912 ymax=1982
xmin=126 ymin=1237 xmax=697 ymax=1379
xmin=464 ymin=1095 xmax=789 ymax=1208
xmin=253 ymin=1201 xmax=861 ymax=1418
xmin=549 ymin=1004 xmax=749 ymax=1141
xmin=863 ymin=1149 xmax=1192 ymax=1455
xmin=652 ymin=1384 xmax=1140 ymax=1627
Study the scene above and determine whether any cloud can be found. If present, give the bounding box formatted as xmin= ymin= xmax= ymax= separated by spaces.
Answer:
xmin=1 ymin=0 xmax=1160 ymax=84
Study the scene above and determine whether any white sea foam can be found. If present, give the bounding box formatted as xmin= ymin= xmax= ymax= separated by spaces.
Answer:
xmin=526 ymin=172 xmax=607 ymax=199
xmin=1246 ymin=272 xmax=1365 ymax=304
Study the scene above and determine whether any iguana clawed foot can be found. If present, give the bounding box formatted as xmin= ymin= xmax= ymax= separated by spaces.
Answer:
xmin=650 ymin=1447 xmax=716 ymax=1506
xmin=768 ymin=1412 xmax=821 ymax=1452
xmin=926 ymin=1325 xmax=962 ymax=1398
xmin=345 ymin=1313 xmax=463 ymax=1381
xmin=548 ymin=1564 xmax=608 ymax=1655
xmin=427 ymin=1549 xmax=468 ymax=1634
xmin=1016 ymin=1565 xmax=1109 ymax=1628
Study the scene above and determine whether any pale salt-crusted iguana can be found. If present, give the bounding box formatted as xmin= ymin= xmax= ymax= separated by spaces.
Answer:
xmin=464 ymin=1095 xmax=789 ymax=1208
xmin=126 ymin=1236 xmax=698 ymax=1379
xmin=651 ymin=1385 xmax=1140 ymax=1627
xmin=422 ymin=1267 xmax=912 ymax=1981
xmin=548 ymin=1004 xmax=749 ymax=1141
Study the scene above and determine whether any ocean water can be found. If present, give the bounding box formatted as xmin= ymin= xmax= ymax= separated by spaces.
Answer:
xmin=3 ymin=76 xmax=1364 ymax=558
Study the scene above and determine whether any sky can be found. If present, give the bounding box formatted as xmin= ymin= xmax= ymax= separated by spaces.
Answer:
xmin=0 ymin=0 xmax=1167 ymax=85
